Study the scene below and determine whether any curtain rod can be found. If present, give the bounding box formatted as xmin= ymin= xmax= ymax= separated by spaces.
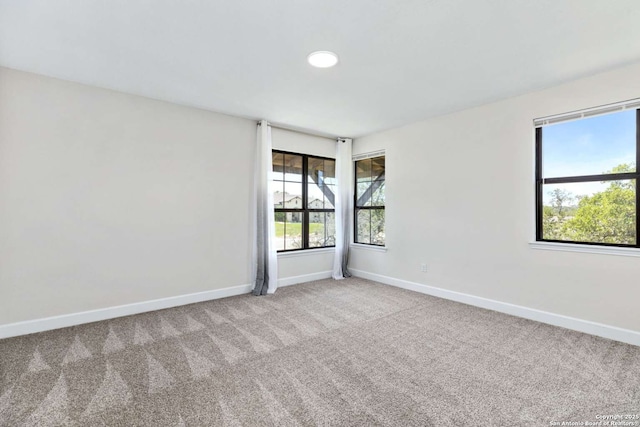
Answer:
xmin=257 ymin=121 xmax=347 ymax=141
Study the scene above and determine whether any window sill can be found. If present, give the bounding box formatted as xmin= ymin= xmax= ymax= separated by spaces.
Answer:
xmin=350 ymin=243 xmax=387 ymax=253
xmin=529 ymin=241 xmax=640 ymax=257
xmin=277 ymin=247 xmax=335 ymax=258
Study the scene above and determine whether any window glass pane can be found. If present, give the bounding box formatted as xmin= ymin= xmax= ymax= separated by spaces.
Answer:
xmin=356 ymin=156 xmax=385 ymax=208
xmin=325 ymin=212 xmax=336 ymax=246
xmin=371 ymin=156 xmax=385 ymax=180
xmin=284 ymin=213 xmax=303 ymax=250
xmin=307 ymin=156 xmax=323 ymax=209
xmin=273 ymin=182 xmax=285 ymax=209
xmin=308 ymin=157 xmax=324 ymax=185
xmin=284 ymin=182 xmax=302 ymax=208
xmin=307 ymin=184 xmax=324 ymax=209
xmin=308 ymin=157 xmax=335 ymax=209
xmin=356 ymin=159 xmax=372 ymax=183
xmin=272 ymin=152 xmax=284 ymax=182
xmin=307 ymin=158 xmax=321 ymax=186
xmin=356 ymin=209 xmax=371 ymax=244
xmin=324 ymin=160 xmax=336 ymax=185
xmin=284 ymin=154 xmax=303 ymax=182
xmin=542 ymin=180 xmax=636 ymax=245
xmin=323 ymin=184 xmax=335 ymax=209
xmin=356 ymin=182 xmax=372 ymax=207
xmin=309 ymin=212 xmax=325 ymax=248
xmin=274 ymin=212 xmax=286 ymax=251
xmin=371 ymin=181 xmax=385 ymax=207
xmin=371 ymin=209 xmax=385 ymax=245
xmin=308 ymin=212 xmax=336 ymax=248
xmin=542 ymin=110 xmax=636 ymax=178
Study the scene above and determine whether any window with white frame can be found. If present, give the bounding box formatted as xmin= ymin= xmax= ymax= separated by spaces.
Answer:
xmin=272 ymin=150 xmax=336 ymax=251
xmin=354 ymin=155 xmax=385 ymax=246
xmin=535 ymin=101 xmax=640 ymax=247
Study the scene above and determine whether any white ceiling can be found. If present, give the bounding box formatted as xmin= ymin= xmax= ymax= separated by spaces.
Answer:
xmin=2 ymin=1 xmax=640 ymax=137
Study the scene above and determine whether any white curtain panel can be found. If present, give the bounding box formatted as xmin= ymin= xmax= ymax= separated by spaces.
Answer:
xmin=252 ymin=120 xmax=278 ymax=295
xmin=332 ymin=138 xmax=353 ymax=280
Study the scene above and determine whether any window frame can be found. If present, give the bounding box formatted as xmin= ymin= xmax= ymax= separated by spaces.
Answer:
xmin=272 ymin=149 xmax=336 ymax=253
xmin=354 ymin=155 xmax=386 ymax=247
xmin=534 ymin=108 xmax=640 ymax=248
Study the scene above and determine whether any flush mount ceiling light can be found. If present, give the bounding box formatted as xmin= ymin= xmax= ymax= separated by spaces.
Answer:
xmin=307 ymin=51 xmax=339 ymax=68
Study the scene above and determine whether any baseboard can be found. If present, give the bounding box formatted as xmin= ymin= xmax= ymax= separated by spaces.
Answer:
xmin=6 ymin=269 xmax=638 ymax=347
xmin=278 ymin=270 xmax=333 ymax=288
xmin=0 ymin=270 xmax=333 ymax=340
xmin=350 ymin=269 xmax=640 ymax=347
xmin=0 ymin=283 xmax=253 ymax=340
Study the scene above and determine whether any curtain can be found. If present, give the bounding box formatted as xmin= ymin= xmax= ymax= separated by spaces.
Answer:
xmin=332 ymin=138 xmax=353 ymax=279
xmin=252 ymin=120 xmax=278 ymax=295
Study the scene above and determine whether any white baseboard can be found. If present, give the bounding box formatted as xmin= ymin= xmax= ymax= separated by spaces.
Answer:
xmin=278 ymin=270 xmax=333 ymax=288
xmin=350 ymin=269 xmax=640 ymax=347
xmin=0 ymin=270 xmax=332 ymax=340
xmin=6 ymin=268 xmax=638 ymax=347
xmin=0 ymin=283 xmax=253 ymax=340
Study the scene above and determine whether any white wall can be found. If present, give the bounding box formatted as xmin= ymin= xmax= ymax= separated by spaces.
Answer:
xmin=271 ymin=127 xmax=336 ymax=282
xmin=352 ymin=61 xmax=640 ymax=333
xmin=271 ymin=127 xmax=335 ymax=159
xmin=9 ymin=59 xmax=638 ymax=336
xmin=0 ymin=67 xmax=257 ymax=325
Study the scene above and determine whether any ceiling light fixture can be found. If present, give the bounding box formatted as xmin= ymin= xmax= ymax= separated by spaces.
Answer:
xmin=307 ymin=51 xmax=339 ymax=68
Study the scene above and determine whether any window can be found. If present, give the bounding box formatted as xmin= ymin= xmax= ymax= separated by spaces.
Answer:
xmin=272 ymin=150 xmax=336 ymax=251
xmin=535 ymin=105 xmax=640 ymax=247
xmin=355 ymin=155 xmax=385 ymax=245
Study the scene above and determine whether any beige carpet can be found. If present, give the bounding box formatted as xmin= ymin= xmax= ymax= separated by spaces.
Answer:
xmin=1 ymin=277 xmax=639 ymax=426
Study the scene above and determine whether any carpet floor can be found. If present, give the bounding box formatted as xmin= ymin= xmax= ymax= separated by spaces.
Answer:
xmin=1 ymin=277 xmax=639 ymax=426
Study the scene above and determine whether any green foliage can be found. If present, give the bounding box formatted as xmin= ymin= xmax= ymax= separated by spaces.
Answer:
xmin=609 ymin=163 xmax=635 ymax=175
xmin=543 ymin=163 xmax=636 ymax=244
xmin=274 ymin=221 xmax=324 ymax=238
xmin=563 ymin=185 xmax=635 ymax=244
xmin=356 ymin=208 xmax=385 ymax=244
xmin=549 ymin=188 xmax=573 ymax=217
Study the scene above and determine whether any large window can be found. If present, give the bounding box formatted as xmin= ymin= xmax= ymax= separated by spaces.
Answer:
xmin=272 ymin=150 xmax=336 ymax=252
xmin=355 ymin=155 xmax=385 ymax=246
xmin=535 ymin=106 xmax=639 ymax=247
